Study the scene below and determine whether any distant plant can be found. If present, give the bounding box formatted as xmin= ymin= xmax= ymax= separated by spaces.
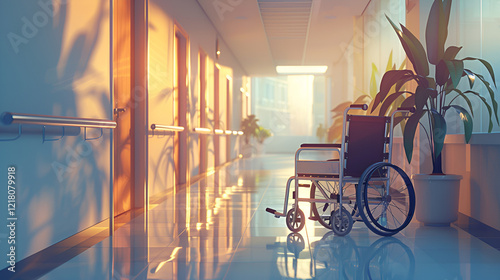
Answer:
xmin=241 ymin=114 xmax=260 ymax=144
xmin=256 ymin=126 xmax=272 ymax=144
xmin=241 ymin=114 xmax=272 ymax=145
xmin=316 ymin=123 xmax=326 ymax=142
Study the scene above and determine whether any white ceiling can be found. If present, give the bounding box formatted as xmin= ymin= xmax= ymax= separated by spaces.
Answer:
xmin=196 ymin=0 xmax=371 ymax=76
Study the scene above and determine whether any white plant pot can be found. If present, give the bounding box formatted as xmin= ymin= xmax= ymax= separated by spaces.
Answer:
xmin=255 ymin=143 xmax=266 ymax=155
xmin=412 ymin=174 xmax=462 ymax=226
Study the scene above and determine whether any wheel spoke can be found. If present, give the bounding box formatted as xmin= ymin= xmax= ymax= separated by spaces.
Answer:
xmin=387 ymin=206 xmax=402 ymax=228
xmin=390 ymin=201 xmax=408 ymax=216
xmin=358 ymin=163 xmax=415 ymax=235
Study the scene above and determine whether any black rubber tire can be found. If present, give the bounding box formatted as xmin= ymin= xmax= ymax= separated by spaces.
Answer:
xmin=331 ymin=208 xmax=353 ymax=236
xmin=357 ymin=162 xmax=415 ymax=236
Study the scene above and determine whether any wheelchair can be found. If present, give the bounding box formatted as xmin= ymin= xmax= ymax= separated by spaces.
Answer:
xmin=266 ymin=104 xmax=415 ymax=236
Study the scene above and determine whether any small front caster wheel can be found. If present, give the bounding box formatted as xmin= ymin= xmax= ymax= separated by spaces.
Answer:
xmin=331 ymin=208 xmax=353 ymax=236
xmin=286 ymin=207 xmax=305 ymax=232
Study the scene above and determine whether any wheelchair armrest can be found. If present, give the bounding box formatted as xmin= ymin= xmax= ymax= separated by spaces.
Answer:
xmin=300 ymin=143 xmax=341 ymax=148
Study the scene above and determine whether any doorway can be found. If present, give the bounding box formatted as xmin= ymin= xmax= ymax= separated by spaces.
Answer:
xmin=199 ymin=51 xmax=208 ymax=174
xmin=174 ymin=27 xmax=189 ymax=189
xmin=113 ymin=0 xmax=134 ymax=217
xmin=214 ymin=65 xmax=220 ymax=167
xmin=226 ymin=77 xmax=232 ymax=162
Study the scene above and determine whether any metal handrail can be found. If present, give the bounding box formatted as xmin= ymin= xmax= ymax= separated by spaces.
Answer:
xmin=192 ymin=128 xmax=244 ymax=135
xmin=2 ymin=112 xmax=117 ymax=128
xmin=150 ymin=124 xmax=185 ymax=132
xmin=192 ymin=127 xmax=212 ymax=134
xmin=1 ymin=112 xmax=116 ymax=142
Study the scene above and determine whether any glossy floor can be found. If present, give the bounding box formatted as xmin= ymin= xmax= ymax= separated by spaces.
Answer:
xmin=36 ymin=155 xmax=500 ymax=279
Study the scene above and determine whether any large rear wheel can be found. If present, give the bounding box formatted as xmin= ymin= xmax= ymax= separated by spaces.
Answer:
xmin=357 ymin=162 xmax=415 ymax=236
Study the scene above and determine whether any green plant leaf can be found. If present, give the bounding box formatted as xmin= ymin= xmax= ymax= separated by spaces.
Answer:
xmin=426 ymin=0 xmax=448 ymax=65
xmin=463 ymin=57 xmax=497 ymax=88
xmin=379 ymin=91 xmax=408 ymax=116
xmin=354 ymin=95 xmax=371 ymax=104
xmin=475 ymin=73 xmax=500 ymax=125
xmin=386 ymin=50 xmax=394 ymax=72
xmin=400 ymin=24 xmax=430 ymax=77
xmin=403 ymin=111 xmax=422 ymax=163
xmin=370 ymin=63 xmax=379 ymax=98
xmin=368 ymin=98 xmax=379 ymax=115
xmin=430 ymin=109 xmax=447 ymax=159
xmin=389 ymin=94 xmax=407 ymax=115
xmin=327 ymin=118 xmax=344 ymax=143
xmin=444 ymin=0 xmax=452 ymax=23
xmin=465 ymin=90 xmax=494 ymax=132
xmin=436 ymin=60 xmax=450 ymax=86
xmin=426 ymin=77 xmax=437 ymax=89
xmin=448 ymin=88 xmax=474 ymax=117
xmin=478 ymin=58 xmax=497 ymax=87
xmin=400 ymin=94 xmax=416 ymax=109
xmin=386 ymin=15 xmax=412 ymax=59
xmin=447 ymin=105 xmax=473 ymax=143
xmin=463 ymin=69 xmax=476 ymax=88
xmin=374 ymin=70 xmax=415 ymax=110
xmin=395 ymin=74 xmax=420 ymax=94
xmin=415 ymin=86 xmax=431 ymax=112
xmin=388 ymin=95 xmax=408 ymax=133
xmin=444 ymin=46 xmax=462 ymax=60
xmin=386 ymin=15 xmax=429 ymax=77
xmin=398 ymin=60 xmax=406 ymax=70
xmin=445 ymin=60 xmax=464 ymax=88
xmin=392 ymin=115 xmax=406 ymax=128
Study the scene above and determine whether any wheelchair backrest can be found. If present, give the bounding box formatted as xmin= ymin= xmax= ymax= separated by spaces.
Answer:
xmin=344 ymin=115 xmax=389 ymax=177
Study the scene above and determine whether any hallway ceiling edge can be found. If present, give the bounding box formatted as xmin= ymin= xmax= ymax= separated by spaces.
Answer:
xmin=196 ymin=0 xmax=371 ymax=76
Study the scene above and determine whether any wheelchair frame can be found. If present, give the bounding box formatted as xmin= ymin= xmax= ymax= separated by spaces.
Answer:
xmin=266 ymin=104 xmax=415 ymax=236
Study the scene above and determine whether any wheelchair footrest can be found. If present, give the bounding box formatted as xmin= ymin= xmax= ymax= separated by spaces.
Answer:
xmin=266 ymin=208 xmax=284 ymax=218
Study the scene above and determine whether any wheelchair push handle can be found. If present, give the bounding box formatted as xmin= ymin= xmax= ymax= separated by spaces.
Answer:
xmin=391 ymin=107 xmax=415 ymax=119
xmin=349 ymin=104 xmax=368 ymax=110
xmin=396 ymin=107 xmax=416 ymax=113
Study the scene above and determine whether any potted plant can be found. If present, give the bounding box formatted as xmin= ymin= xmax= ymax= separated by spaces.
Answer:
xmin=240 ymin=115 xmax=272 ymax=157
xmin=373 ymin=0 xmax=498 ymax=225
xmin=241 ymin=114 xmax=259 ymax=145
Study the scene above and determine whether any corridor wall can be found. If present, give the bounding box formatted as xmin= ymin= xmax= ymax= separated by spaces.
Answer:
xmin=147 ymin=0 xmax=247 ymax=197
xmin=0 ymin=0 xmax=112 ymax=266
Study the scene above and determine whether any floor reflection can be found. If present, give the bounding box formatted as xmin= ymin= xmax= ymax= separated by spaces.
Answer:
xmin=265 ymin=231 xmax=415 ymax=280
xmin=32 ymin=154 xmax=500 ymax=280
xmin=312 ymin=232 xmax=414 ymax=280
